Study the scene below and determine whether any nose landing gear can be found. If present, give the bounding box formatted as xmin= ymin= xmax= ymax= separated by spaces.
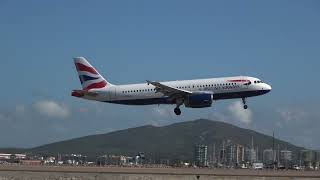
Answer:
xmin=242 ymin=98 xmax=248 ymax=109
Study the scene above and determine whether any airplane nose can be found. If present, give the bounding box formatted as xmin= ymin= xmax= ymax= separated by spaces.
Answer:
xmin=264 ymin=84 xmax=272 ymax=91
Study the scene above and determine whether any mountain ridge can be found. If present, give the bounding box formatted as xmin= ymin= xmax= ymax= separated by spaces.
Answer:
xmin=27 ymin=119 xmax=304 ymax=161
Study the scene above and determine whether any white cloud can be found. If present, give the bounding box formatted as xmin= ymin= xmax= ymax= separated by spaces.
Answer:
xmin=0 ymin=113 xmax=7 ymax=121
xmin=143 ymin=106 xmax=174 ymax=126
xmin=78 ymin=107 xmax=89 ymax=113
xmin=152 ymin=106 xmax=170 ymax=117
xmin=15 ymin=104 xmax=25 ymax=114
xmin=33 ymin=100 xmax=70 ymax=119
xmin=228 ymin=101 xmax=252 ymax=125
xmin=277 ymin=108 xmax=307 ymax=123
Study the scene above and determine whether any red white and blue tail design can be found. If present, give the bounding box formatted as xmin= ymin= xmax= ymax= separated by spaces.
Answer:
xmin=73 ymin=57 xmax=112 ymax=90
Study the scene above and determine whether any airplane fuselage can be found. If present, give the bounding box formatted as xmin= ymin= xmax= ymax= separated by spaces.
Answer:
xmin=72 ymin=57 xmax=272 ymax=115
xmin=77 ymin=76 xmax=271 ymax=106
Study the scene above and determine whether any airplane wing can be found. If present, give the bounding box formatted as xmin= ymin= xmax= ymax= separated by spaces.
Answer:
xmin=146 ymin=80 xmax=192 ymax=98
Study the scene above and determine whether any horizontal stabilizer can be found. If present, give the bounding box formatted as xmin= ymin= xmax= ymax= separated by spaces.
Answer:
xmin=71 ymin=90 xmax=98 ymax=97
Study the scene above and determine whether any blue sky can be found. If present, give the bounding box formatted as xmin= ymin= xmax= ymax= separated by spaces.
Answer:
xmin=0 ymin=0 xmax=319 ymax=149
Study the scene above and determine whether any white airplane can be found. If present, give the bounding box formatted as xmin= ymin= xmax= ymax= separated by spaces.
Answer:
xmin=72 ymin=57 xmax=272 ymax=115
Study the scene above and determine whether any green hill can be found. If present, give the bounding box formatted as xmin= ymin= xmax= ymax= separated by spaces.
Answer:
xmin=29 ymin=119 xmax=304 ymax=161
xmin=0 ymin=148 xmax=27 ymax=154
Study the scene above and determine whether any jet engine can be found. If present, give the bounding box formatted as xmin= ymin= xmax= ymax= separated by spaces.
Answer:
xmin=184 ymin=92 xmax=213 ymax=108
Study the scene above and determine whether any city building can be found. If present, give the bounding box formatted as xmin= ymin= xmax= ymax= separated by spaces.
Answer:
xmin=263 ymin=149 xmax=275 ymax=165
xmin=226 ymin=144 xmax=236 ymax=166
xmin=219 ymin=146 xmax=226 ymax=165
xmin=0 ymin=153 xmax=26 ymax=160
xmin=244 ymin=136 xmax=257 ymax=163
xmin=225 ymin=144 xmax=244 ymax=166
xmin=55 ymin=154 xmax=88 ymax=165
xmin=194 ymin=145 xmax=208 ymax=167
xmin=43 ymin=156 xmax=56 ymax=164
xmin=236 ymin=145 xmax=245 ymax=165
xmin=280 ymin=150 xmax=292 ymax=167
xmin=207 ymin=144 xmax=217 ymax=166
xmin=245 ymin=147 xmax=256 ymax=163
xmin=301 ymin=150 xmax=313 ymax=168
xmin=97 ymin=154 xmax=132 ymax=166
xmin=314 ymin=151 xmax=320 ymax=170
xmin=135 ymin=152 xmax=145 ymax=165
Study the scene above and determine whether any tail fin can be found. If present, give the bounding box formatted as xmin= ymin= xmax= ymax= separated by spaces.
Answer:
xmin=73 ymin=57 xmax=113 ymax=90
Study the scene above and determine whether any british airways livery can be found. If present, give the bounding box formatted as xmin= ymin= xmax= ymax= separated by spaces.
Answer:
xmin=72 ymin=57 xmax=272 ymax=115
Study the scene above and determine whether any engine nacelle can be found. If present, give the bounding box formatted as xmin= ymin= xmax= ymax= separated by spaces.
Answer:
xmin=184 ymin=93 xmax=213 ymax=108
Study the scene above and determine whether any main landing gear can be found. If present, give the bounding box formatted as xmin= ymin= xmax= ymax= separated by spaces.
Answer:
xmin=174 ymin=98 xmax=184 ymax=116
xmin=242 ymin=98 xmax=248 ymax=109
xmin=174 ymin=107 xmax=181 ymax=115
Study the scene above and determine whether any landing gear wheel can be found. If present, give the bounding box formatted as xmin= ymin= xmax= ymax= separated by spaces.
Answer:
xmin=242 ymin=98 xmax=248 ymax=110
xmin=174 ymin=108 xmax=181 ymax=115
